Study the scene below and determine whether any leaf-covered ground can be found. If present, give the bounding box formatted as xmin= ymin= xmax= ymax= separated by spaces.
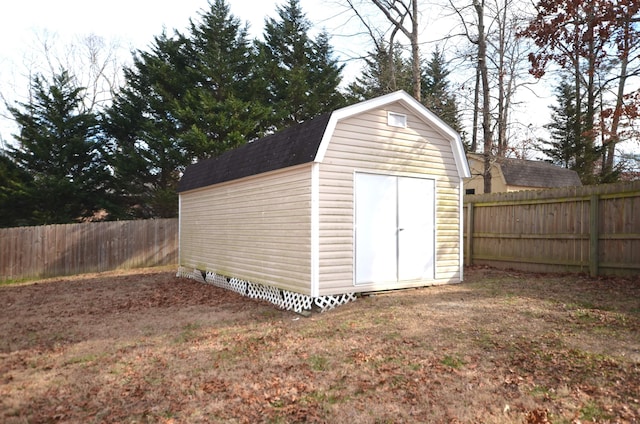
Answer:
xmin=1 ymin=266 xmax=639 ymax=423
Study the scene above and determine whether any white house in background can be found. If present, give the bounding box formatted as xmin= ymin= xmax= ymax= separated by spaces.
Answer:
xmin=177 ymin=91 xmax=471 ymax=313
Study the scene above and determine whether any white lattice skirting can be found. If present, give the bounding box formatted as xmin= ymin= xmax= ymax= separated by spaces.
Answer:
xmin=177 ymin=267 xmax=356 ymax=313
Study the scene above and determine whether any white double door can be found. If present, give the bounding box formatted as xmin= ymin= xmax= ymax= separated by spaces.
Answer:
xmin=355 ymin=173 xmax=435 ymax=285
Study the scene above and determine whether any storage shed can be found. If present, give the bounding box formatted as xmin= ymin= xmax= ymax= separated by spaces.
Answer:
xmin=177 ymin=90 xmax=471 ymax=312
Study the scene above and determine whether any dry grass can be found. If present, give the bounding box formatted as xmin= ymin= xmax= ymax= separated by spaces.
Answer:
xmin=1 ymin=266 xmax=639 ymax=423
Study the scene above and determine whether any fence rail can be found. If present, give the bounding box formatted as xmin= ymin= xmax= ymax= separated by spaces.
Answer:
xmin=464 ymin=181 xmax=640 ymax=277
xmin=0 ymin=219 xmax=178 ymax=281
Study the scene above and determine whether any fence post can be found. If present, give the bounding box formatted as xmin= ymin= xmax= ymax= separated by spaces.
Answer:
xmin=589 ymin=194 xmax=599 ymax=277
xmin=465 ymin=202 xmax=474 ymax=266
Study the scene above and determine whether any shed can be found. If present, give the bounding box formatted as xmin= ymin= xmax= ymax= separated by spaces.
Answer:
xmin=177 ymin=90 xmax=471 ymax=312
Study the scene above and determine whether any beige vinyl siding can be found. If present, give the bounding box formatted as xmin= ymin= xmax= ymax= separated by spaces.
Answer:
xmin=179 ymin=164 xmax=313 ymax=295
xmin=317 ymin=104 xmax=462 ymax=296
xmin=435 ymin=179 xmax=463 ymax=276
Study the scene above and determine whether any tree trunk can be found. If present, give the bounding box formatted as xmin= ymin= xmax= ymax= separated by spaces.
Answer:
xmin=603 ymin=12 xmax=632 ymax=177
xmin=369 ymin=0 xmax=421 ymax=101
xmin=573 ymin=12 xmax=584 ymax=183
xmin=496 ymin=0 xmax=508 ymax=157
xmin=475 ymin=0 xmax=493 ymax=193
xmin=471 ymin=63 xmax=480 ymax=153
xmin=410 ymin=0 xmax=421 ymax=101
xmin=584 ymin=4 xmax=597 ymax=184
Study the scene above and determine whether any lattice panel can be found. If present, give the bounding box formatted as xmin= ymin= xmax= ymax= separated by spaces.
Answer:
xmin=178 ymin=268 xmax=357 ymax=313
xmin=281 ymin=290 xmax=313 ymax=313
xmin=176 ymin=266 xmax=190 ymax=279
xmin=247 ymin=282 xmax=284 ymax=308
xmin=205 ymin=272 xmax=228 ymax=288
xmin=227 ymin=277 xmax=248 ymax=295
xmin=176 ymin=267 xmax=206 ymax=283
xmin=204 ymin=272 xmax=247 ymax=295
xmin=315 ymin=293 xmax=357 ymax=312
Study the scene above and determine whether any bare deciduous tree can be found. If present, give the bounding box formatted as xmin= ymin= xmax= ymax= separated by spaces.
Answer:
xmin=344 ymin=0 xmax=422 ymax=100
xmin=0 ymin=30 xmax=125 ymax=152
xmin=449 ymin=0 xmax=534 ymax=192
xmin=450 ymin=0 xmax=493 ymax=192
xmin=9 ymin=30 xmax=123 ymax=113
xmin=520 ymin=0 xmax=640 ymax=183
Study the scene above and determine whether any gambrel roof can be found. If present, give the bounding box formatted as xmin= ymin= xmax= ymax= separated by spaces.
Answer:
xmin=179 ymin=91 xmax=470 ymax=193
xmin=178 ymin=113 xmax=331 ymax=192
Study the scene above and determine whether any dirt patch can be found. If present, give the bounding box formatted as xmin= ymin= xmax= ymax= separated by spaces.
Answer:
xmin=1 ymin=266 xmax=639 ymax=423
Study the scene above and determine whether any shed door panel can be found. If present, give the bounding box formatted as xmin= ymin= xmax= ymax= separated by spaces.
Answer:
xmin=398 ymin=177 xmax=435 ymax=281
xmin=355 ymin=173 xmax=435 ymax=285
xmin=354 ymin=174 xmax=397 ymax=284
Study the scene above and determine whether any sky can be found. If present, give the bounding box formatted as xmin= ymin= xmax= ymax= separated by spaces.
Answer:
xmin=0 ymin=0 xmax=367 ymax=88
xmin=0 ymin=0 xmax=565 ymax=158
xmin=0 ymin=0 xmax=370 ymax=146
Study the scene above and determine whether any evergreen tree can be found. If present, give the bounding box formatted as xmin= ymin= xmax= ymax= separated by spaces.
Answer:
xmin=8 ymin=70 xmax=109 ymax=224
xmin=256 ymin=0 xmax=345 ymax=129
xmin=179 ymin=0 xmax=269 ymax=158
xmin=346 ymin=40 xmax=413 ymax=102
xmin=421 ymin=47 xmax=461 ymax=133
xmin=541 ymin=78 xmax=582 ymax=170
xmin=104 ymin=0 xmax=265 ymax=218
xmin=307 ymin=31 xmax=347 ymax=115
xmin=104 ymin=32 xmax=189 ymax=218
xmin=0 ymin=152 xmax=34 ymax=227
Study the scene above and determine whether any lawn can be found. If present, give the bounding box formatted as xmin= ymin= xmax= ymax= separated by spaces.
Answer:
xmin=1 ymin=266 xmax=638 ymax=423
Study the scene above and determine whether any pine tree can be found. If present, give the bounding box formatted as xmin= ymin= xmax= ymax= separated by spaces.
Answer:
xmin=541 ymin=78 xmax=582 ymax=169
xmin=179 ymin=0 xmax=269 ymax=158
xmin=346 ymin=40 xmax=413 ymax=101
xmin=104 ymin=0 xmax=266 ymax=218
xmin=256 ymin=0 xmax=345 ymax=129
xmin=307 ymin=31 xmax=347 ymax=115
xmin=8 ymin=70 xmax=109 ymax=224
xmin=421 ymin=47 xmax=461 ymax=133
xmin=104 ymin=32 xmax=189 ymax=218
xmin=0 ymin=152 xmax=34 ymax=227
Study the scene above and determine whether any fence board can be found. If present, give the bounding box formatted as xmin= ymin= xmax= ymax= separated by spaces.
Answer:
xmin=464 ymin=181 xmax=640 ymax=276
xmin=0 ymin=219 xmax=178 ymax=281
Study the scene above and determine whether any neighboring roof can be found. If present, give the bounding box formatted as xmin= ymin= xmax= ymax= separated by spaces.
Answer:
xmin=179 ymin=90 xmax=470 ymax=193
xmin=178 ymin=113 xmax=331 ymax=193
xmin=498 ymin=157 xmax=583 ymax=188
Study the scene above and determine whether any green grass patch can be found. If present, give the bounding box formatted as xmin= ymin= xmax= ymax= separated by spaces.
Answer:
xmin=309 ymin=354 xmax=329 ymax=371
xmin=174 ymin=322 xmax=201 ymax=343
xmin=65 ymin=353 xmax=100 ymax=365
xmin=441 ymin=354 xmax=466 ymax=369
xmin=304 ymin=390 xmax=342 ymax=405
xmin=529 ymin=385 xmax=555 ymax=400
xmin=579 ymin=401 xmax=614 ymax=421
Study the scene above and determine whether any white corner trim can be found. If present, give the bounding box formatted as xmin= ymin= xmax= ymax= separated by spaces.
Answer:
xmin=459 ymin=178 xmax=465 ymax=282
xmin=178 ymin=195 xmax=182 ymax=265
xmin=310 ymin=162 xmax=320 ymax=298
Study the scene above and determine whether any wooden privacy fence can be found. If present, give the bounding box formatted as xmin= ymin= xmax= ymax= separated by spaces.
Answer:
xmin=464 ymin=181 xmax=640 ymax=277
xmin=0 ymin=219 xmax=178 ymax=281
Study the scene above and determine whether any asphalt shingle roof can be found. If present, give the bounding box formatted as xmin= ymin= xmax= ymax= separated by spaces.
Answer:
xmin=499 ymin=157 xmax=583 ymax=188
xmin=178 ymin=113 xmax=332 ymax=193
